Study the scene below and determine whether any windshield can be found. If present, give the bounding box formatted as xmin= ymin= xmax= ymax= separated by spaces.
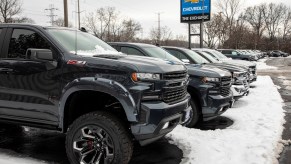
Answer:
xmin=186 ymin=50 xmax=210 ymax=64
xmin=46 ymin=29 xmax=120 ymax=56
xmin=197 ymin=51 xmax=219 ymax=63
xmin=143 ymin=47 xmax=181 ymax=62
xmin=211 ymin=50 xmax=228 ymax=59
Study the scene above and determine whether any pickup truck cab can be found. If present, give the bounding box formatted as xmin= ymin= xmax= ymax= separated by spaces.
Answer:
xmin=0 ymin=24 xmax=191 ymax=164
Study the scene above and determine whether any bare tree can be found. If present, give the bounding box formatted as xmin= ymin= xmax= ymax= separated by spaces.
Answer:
xmin=54 ymin=18 xmax=73 ymax=27
xmin=84 ymin=7 xmax=142 ymax=42
xmin=262 ymin=3 xmax=286 ymax=40
xmin=11 ymin=17 xmax=34 ymax=23
xmin=120 ymin=18 xmax=142 ymax=41
xmin=0 ymin=0 xmax=22 ymax=23
xmin=281 ymin=8 xmax=291 ymax=40
xmin=150 ymin=26 xmax=172 ymax=45
xmin=216 ymin=0 xmax=244 ymax=35
xmin=243 ymin=4 xmax=266 ymax=48
xmin=203 ymin=14 xmax=225 ymax=48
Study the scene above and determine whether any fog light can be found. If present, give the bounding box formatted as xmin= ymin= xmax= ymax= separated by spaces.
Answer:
xmin=162 ymin=122 xmax=169 ymax=130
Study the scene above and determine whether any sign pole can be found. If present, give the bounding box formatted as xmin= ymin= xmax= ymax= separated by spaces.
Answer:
xmin=200 ymin=0 xmax=205 ymax=48
xmin=188 ymin=23 xmax=191 ymax=49
xmin=200 ymin=22 xmax=203 ymax=48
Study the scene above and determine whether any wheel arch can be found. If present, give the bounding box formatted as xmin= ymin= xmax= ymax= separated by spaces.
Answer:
xmin=59 ymin=77 xmax=138 ymax=132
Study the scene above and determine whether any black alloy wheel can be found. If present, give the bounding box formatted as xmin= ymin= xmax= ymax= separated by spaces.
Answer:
xmin=66 ymin=111 xmax=133 ymax=164
xmin=72 ymin=126 xmax=114 ymax=164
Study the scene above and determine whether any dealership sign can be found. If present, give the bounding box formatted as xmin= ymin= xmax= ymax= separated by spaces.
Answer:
xmin=181 ymin=0 xmax=211 ymax=23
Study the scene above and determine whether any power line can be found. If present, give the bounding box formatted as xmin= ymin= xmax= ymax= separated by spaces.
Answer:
xmin=45 ymin=4 xmax=58 ymax=25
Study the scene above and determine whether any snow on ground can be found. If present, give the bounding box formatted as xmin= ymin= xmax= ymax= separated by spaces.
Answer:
xmin=167 ymin=76 xmax=285 ymax=164
xmin=256 ymin=59 xmax=277 ymax=70
xmin=0 ymin=150 xmax=45 ymax=164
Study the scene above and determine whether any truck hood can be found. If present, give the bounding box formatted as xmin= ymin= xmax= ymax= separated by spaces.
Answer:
xmin=186 ymin=64 xmax=231 ymax=77
xmin=205 ymin=63 xmax=247 ymax=73
xmin=87 ymin=54 xmax=186 ymax=73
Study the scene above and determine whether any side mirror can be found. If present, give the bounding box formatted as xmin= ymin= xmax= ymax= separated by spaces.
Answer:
xmin=181 ymin=59 xmax=190 ymax=64
xmin=26 ymin=49 xmax=54 ymax=61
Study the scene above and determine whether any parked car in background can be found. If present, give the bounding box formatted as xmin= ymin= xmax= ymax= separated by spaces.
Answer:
xmin=270 ymin=50 xmax=289 ymax=57
xmin=191 ymin=50 xmax=250 ymax=100
xmin=270 ymin=50 xmax=282 ymax=57
xmin=218 ymin=49 xmax=258 ymax=61
xmin=193 ymin=48 xmax=257 ymax=83
xmin=109 ymin=42 xmax=234 ymax=127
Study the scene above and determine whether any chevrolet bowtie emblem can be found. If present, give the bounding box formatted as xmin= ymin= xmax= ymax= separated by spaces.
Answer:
xmin=185 ymin=0 xmax=200 ymax=3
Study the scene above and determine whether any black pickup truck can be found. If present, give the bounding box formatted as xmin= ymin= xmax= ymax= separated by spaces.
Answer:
xmin=0 ymin=24 xmax=191 ymax=164
xmin=109 ymin=42 xmax=234 ymax=127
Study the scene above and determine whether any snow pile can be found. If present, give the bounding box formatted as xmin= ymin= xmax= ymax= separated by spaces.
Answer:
xmin=256 ymin=59 xmax=277 ymax=70
xmin=0 ymin=150 xmax=45 ymax=164
xmin=167 ymin=76 xmax=285 ymax=164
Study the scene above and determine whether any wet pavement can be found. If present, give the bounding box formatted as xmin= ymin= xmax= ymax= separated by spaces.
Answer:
xmin=258 ymin=57 xmax=291 ymax=164
xmin=0 ymin=116 xmax=233 ymax=164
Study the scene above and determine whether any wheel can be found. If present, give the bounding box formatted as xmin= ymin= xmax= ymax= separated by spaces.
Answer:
xmin=66 ymin=111 xmax=133 ymax=164
xmin=183 ymin=99 xmax=200 ymax=128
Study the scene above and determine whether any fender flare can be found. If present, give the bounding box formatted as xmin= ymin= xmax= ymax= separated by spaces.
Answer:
xmin=58 ymin=77 xmax=137 ymax=130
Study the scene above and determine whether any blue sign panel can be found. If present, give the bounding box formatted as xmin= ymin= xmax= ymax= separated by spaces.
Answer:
xmin=181 ymin=0 xmax=211 ymax=23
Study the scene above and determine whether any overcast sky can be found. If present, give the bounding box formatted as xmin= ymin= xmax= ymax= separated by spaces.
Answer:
xmin=22 ymin=0 xmax=291 ymax=39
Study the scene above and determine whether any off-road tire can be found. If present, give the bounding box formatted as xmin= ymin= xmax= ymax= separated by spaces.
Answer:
xmin=183 ymin=99 xmax=200 ymax=128
xmin=66 ymin=111 xmax=133 ymax=164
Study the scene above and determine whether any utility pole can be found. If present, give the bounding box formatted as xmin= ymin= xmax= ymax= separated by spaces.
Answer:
xmin=156 ymin=12 xmax=163 ymax=45
xmin=45 ymin=4 xmax=58 ymax=26
xmin=77 ymin=0 xmax=81 ymax=29
xmin=64 ymin=0 xmax=68 ymax=27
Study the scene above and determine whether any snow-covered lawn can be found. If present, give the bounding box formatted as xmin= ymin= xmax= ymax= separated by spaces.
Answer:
xmin=167 ymin=76 xmax=286 ymax=164
xmin=256 ymin=59 xmax=277 ymax=70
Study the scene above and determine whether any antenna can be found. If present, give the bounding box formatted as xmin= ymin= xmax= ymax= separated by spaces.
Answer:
xmin=45 ymin=4 xmax=58 ymax=26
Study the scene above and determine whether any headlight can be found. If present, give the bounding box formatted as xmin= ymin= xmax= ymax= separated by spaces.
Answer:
xmin=233 ymin=72 xmax=243 ymax=78
xmin=201 ymin=77 xmax=220 ymax=83
xmin=131 ymin=73 xmax=160 ymax=82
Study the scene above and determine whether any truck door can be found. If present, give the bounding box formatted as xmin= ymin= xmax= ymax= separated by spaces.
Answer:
xmin=0 ymin=27 xmax=62 ymax=126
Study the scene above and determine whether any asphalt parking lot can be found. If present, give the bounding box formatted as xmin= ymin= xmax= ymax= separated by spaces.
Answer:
xmin=258 ymin=57 xmax=291 ymax=164
xmin=0 ymin=116 xmax=233 ymax=164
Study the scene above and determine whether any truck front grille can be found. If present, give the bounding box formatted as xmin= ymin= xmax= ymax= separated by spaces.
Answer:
xmin=221 ymin=87 xmax=231 ymax=97
xmin=163 ymin=71 xmax=187 ymax=80
xmin=163 ymin=86 xmax=187 ymax=104
xmin=221 ymin=76 xmax=232 ymax=87
xmin=250 ymin=66 xmax=256 ymax=75
xmin=220 ymin=76 xmax=232 ymax=97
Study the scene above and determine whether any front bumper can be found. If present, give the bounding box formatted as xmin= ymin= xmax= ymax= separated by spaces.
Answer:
xmin=249 ymin=73 xmax=257 ymax=83
xmin=231 ymin=84 xmax=249 ymax=100
xmin=202 ymin=94 xmax=234 ymax=121
xmin=131 ymin=94 xmax=191 ymax=146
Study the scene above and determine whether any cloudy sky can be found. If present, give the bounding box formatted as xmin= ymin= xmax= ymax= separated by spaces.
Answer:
xmin=22 ymin=0 xmax=291 ymax=39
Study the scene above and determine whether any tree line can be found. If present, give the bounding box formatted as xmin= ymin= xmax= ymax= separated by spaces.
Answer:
xmin=1 ymin=0 xmax=290 ymax=52
xmin=203 ymin=0 xmax=291 ymax=53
